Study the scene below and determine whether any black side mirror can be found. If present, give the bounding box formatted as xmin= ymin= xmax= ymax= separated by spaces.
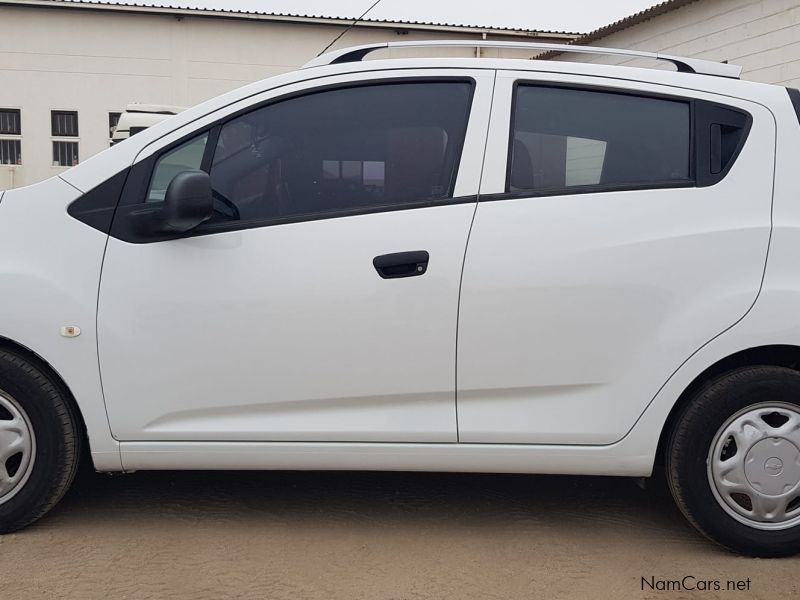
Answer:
xmin=155 ymin=170 xmax=214 ymax=233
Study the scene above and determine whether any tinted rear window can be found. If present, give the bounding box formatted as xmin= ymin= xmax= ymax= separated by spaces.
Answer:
xmin=509 ymin=85 xmax=691 ymax=194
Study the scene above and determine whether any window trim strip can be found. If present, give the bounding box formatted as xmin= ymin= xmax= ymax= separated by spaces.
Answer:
xmin=480 ymin=180 xmax=695 ymax=204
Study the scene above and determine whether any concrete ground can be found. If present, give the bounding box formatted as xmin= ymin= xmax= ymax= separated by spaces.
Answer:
xmin=1 ymin=468 xmax=798 ymax=599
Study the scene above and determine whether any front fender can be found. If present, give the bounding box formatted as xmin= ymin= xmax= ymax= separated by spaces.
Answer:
xmin=0 ymin=176 xmax=120 ymax=470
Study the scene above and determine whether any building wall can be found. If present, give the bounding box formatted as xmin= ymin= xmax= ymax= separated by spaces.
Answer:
xmin=554 ymin=0 xmax=800 ymax=88
xmin=0 ymin=4 xmax=559 ymax=189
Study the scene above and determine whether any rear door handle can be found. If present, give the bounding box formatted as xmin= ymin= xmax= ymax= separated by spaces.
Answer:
xmin=373 ymin=251 xmax=430 ymax=279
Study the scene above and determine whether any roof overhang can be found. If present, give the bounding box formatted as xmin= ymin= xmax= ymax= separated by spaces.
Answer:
xmin=570 ymin=0 xmax=697 ymax=46
xmin=0 ymin=0 xmax=579 ymax=39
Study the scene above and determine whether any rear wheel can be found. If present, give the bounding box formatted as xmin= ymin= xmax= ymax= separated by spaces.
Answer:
xmin=667 ymin=366 xmax=800 ymax=557
xmin=0 ymin=349 xmax=81 ymax=533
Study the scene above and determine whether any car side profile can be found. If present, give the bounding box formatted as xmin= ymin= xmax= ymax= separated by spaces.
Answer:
xmin=2 ymin=40 xmax=800 ymax=556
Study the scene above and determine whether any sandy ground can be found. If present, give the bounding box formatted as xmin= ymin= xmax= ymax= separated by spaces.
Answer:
xmin=1 ymin=468 xmax=798 ymax=600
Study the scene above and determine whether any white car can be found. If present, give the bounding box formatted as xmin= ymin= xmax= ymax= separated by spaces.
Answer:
xmin=1 ymin=40 xmax=799 ymax=556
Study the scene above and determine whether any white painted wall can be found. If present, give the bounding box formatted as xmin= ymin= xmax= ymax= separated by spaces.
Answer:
xmin=554 ymin=0 xmax=800 ymax=88
xmin=0 ymin=4 xmax=561 ymax=189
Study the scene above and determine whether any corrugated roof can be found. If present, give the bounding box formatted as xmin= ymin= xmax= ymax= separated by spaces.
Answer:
xmin=571 ymin=0 xmax=698 ymax=45
xmin=18 ymin=0 xmax=579 ymax=35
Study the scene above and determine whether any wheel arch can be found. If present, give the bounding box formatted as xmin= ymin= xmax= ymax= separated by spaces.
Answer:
xmin=0 ymin=335 xmax=89 ymax=459
xmin=656 ymin=344 xmax=800 ymax=465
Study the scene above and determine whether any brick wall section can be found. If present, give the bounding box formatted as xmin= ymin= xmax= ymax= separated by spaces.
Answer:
xmin=554 ymin=0 xmax=800 ymax=88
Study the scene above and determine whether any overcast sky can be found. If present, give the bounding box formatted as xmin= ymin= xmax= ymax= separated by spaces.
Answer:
xmin=95 ymin=0 xmax=662 ymax=33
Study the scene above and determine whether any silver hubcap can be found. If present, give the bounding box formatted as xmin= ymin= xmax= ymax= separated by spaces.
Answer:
xmin=0 ymin=390 xmax=35 ymax=505
xmin=708 ymin=402 xmax=800 ymax=530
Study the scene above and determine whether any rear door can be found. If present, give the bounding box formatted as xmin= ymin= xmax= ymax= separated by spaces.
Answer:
xmin=457 ymin=71 xmax=775 ymax=444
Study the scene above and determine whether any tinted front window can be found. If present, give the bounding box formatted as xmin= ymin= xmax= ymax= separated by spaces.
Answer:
xmin=207 ymin=81 xmax=473 ymax=224
xmin=509 ymin=86 xmax=690 ymax=194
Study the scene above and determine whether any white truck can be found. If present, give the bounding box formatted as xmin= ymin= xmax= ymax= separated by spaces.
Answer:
xmin=110 ymin=104 xmax=185 ymax=145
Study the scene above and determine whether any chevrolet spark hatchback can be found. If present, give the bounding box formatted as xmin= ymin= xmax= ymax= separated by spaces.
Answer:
xmin=0 ymin=40 xmax=799 ymax=557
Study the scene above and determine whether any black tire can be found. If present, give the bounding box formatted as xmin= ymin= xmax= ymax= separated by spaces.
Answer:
xmin=667 ymin=366 xmax=800 ymax=557
xmin=0 ymin=348 xmax=81 ymax=533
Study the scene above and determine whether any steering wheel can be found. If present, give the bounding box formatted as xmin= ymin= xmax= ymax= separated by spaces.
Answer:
xmin=212 ymin=189 xmax=241 ymax=221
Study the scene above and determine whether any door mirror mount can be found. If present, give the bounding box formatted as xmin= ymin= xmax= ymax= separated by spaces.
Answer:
xmin=135 ymin=170 xmax=214 ymax=236
xmin=159 ymin=169 xmax=214 ymax=233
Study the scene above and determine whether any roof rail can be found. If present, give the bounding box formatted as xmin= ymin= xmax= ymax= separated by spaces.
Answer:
xmin=303 ymin=40 xmax=742 ymax=79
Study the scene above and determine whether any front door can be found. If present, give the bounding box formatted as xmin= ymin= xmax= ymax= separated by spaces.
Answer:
xmin=98 ymin=72 xmax=493 ymax=442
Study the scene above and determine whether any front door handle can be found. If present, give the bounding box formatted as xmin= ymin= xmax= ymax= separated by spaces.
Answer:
xmin=373 ymin=251 xmax=429 ymax=279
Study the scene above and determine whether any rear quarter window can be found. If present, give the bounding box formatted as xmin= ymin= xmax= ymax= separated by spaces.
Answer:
xmin=509 ymin=85 xmax=691 ymax=195
xmin=506 ymin=84 xmax=751 ymax=196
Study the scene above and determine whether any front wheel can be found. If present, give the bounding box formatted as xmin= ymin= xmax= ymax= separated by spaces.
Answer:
xmin=667 ymin=366 xmax=800 ymax=557
xmin=0 ymin=349 xmax=81 ymax=533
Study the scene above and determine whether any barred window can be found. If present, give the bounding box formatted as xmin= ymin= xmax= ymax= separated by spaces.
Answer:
xmin=0 ymin=139 xmax=21 ymax=165
xmin=53 ymin=141 xmax=79 ymax=167
xmin=52 ymin=111 xmax=79 ymax=137
xmin=0 ymin=109 xmax=21 ymax=135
